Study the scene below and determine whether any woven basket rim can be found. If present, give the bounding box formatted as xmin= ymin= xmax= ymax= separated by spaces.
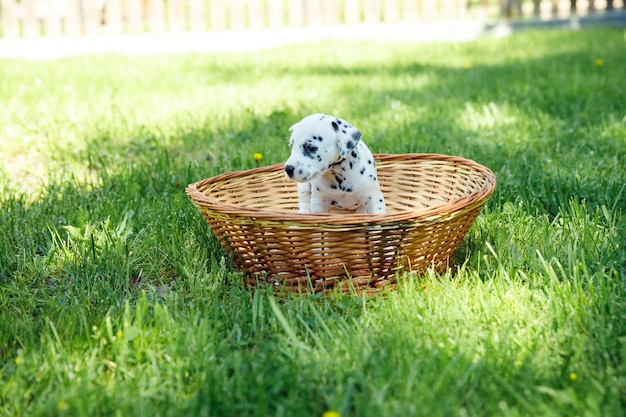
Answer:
xmin=186 ymin=153 xmax=496 ymax=226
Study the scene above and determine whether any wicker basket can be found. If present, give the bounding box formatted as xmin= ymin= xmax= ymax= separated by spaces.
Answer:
xmin=186 ymin=154 xmax=496 ymax=294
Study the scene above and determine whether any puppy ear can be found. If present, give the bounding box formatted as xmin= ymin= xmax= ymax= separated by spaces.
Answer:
xmin=337 ymin=127 xmax=361 ymax=158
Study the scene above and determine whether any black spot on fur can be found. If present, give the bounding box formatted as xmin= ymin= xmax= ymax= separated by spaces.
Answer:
xmin=351 ymin=151 xmax=358 ymax=158
xmin=367 ymin=159 xmax=372 ymax=164
xmin=331 ymin=200 xmax=338 ymax=206
xmin=330 ymin=184 xmax=337 ymax=190
xmin=331 ymin=121 xmax=339 ymax=132
xmin=352 ymin=131 xmax=361 ymax=141
xmin=342 ymin=129 xmax=347 ymax=134
xmin=346 ymin=140 xmax=354 ymax=149
xmin=360 ymin=167 xmax=365 ymax=175
xmin=349 ymin=162 xmax=353 ymax=169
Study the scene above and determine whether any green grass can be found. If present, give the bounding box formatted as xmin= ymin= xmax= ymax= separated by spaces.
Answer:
xmin=1 ymin=28 xmax=625 ymax=416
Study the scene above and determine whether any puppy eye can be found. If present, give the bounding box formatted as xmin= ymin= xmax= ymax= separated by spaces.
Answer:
xmin=302 ymin=143 xmax=317 ymax=158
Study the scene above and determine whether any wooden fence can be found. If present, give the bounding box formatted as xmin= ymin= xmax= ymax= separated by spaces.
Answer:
xmin=0 ymin=0 xmax=623 ymax=38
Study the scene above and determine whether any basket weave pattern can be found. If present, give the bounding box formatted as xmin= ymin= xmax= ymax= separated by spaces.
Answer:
xmin=186 ymin=154 xmax=496 ymax=293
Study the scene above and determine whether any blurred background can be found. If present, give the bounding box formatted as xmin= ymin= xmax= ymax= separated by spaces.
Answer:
xmin=1 ymin=0 xmax=624 ymax=39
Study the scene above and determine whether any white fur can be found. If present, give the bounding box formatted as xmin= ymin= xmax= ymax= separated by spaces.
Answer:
xmin=284 ymin=113 xmax=386 ymax=214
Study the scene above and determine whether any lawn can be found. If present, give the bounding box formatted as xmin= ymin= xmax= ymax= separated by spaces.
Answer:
xmin=0 ymin=27 xmax=625 ymax=416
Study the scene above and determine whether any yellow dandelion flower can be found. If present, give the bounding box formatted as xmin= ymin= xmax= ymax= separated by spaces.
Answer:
xmin=57 ymin=400 xmax=69 ymax=412
xmin=569 ymin=372 xmax=578 ymax=381
xmin=322 ymin=411 xmax=340 ymax=417
xmin=253 ymin=153 xmax=263 ymax=162
xmin=14 ymin=356 xmax=24 ymax=365
xmin=595 ymin=58 xmax=603 ymax=67
xmin=463 ymin=62 xmax=471 ymax=69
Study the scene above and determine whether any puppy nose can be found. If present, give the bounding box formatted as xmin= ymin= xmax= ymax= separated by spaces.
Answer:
xmin=284 ymin=164 xmax=295 ymax=178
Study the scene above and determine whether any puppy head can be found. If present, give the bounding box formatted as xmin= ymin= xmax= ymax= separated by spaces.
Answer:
xmin=284 ymin=113 xmax=361 ymax=182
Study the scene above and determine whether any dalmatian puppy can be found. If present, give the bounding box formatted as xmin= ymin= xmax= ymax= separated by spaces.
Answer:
xmin=284 ymin=113 xmax=386 ymax=214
